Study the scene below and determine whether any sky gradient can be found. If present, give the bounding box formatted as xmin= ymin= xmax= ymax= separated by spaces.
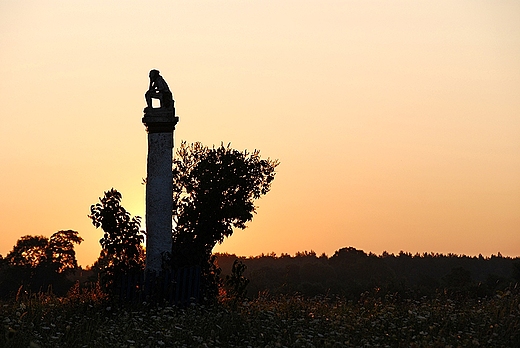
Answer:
xmin=1 ymin=0 xmax=519 ymax=267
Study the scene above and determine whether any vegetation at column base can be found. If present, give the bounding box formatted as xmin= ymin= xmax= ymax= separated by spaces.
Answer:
xmin=1 ymin=288 xmax=519 ymax=347
xmin=170 ymin=141 xmax=279 ymax=300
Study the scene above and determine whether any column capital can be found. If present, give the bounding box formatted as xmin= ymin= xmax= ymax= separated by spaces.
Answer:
xmin=142 ymin=108 xmax=179 ymax=133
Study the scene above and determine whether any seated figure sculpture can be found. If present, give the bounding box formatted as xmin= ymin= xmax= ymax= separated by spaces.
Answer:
xmin=145 ymin=69 xmax=173 ymax=110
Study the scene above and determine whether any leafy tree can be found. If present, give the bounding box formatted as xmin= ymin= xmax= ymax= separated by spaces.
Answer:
xmin=47 ymin=230 xmax=83 ymax=272
xmin=1 ymin=231 xmax=82 ymax=297
xmin=6 ymin=235 xmax=49 ymax=268
xmin=171 ymin=141 xmax=278 ymax=298
xmin=171 ymin=142 xmax=278 ymax=268
xmin=89 ymin=188 xmax=145 ymax=282
xmin=5 ymin=231 xmax=83 ymax=272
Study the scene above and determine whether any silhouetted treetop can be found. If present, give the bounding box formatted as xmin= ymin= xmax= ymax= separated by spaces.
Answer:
xmin=5 ymin=231 xmax=83 ymax=272
xmin=6 ymin=235 xmax=49 ymax=268
xmin=171 ymin=141 xmax=279 ymax=266
xmin=0 ymin=231 xmax=83 ymax=297
xmin=47 ymin=230 xmax=83 ymax=272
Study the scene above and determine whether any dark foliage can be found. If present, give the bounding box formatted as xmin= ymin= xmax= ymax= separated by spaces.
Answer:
xmin=89 ymin=189 xmax=145 ymax=290
xmin=0 ymin=231 xmax=83 ymax=298
xmin=170 ymin=142 xmax=278 ymax=299
xmin=215 ymin=247 xmax=520 ymax=300
xmin=513 ymin=261 xmax=520 ymax=281
xmin=224 ymin=259 xmax=250 ymax=307
xmin=5 ymin=235 xmax=49 ymax=268
xmin=47 ymin=230 xmax=84 ymax=272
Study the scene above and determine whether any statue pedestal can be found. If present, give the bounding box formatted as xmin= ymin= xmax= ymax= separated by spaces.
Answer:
xmin=142 ymin=107 xmax=178 ymax=134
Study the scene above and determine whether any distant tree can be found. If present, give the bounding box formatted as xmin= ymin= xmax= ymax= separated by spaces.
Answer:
xmin=330 ymin=247 xmax=367 ymax=264
xmin=89 ymin=188 xmax=145 ymax=283
xmin=6 ymin=235 xmax=49 ymax=268
xmin=1 ymin=231 xmax=82 ymax=297
xmin=171 ymin=142 xmax=278 ymax=297
xmin=295 ymin=250 xmax=317 ymax=258
xmin=5 ymin=232 xmax=83 ymax=270
xmin=47 ymin=230 xmax=83 ymax=273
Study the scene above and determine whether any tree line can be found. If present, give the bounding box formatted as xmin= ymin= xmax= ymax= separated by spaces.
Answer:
xmin=215 ymin=247 xmax=520 ymax=300
xmin=2 ymin=240 xmax=519 ymax=301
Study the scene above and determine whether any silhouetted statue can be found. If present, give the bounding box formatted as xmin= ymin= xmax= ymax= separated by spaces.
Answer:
xmin=145 ymin=69 xmax=173 ymax=110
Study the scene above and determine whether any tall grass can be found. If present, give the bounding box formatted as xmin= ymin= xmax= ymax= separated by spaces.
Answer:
xmin=1 ymin=286 xmax=519 ymax=347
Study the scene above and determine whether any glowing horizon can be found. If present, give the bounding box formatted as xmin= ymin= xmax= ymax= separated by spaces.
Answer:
xmin=1 ymin=0 xmax=519 ymax=267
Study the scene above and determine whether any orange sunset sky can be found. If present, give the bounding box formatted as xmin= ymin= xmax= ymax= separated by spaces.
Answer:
xmin=1 ymin=1 xmax=519 ymax=267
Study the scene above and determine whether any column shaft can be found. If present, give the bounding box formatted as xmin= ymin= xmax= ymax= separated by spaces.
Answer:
xmin=145 ymin=132 xmax=173 ymax=273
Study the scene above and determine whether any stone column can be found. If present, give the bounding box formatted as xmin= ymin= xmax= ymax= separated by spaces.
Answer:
xmin=142 ymin=107 xmax=179 ymax=274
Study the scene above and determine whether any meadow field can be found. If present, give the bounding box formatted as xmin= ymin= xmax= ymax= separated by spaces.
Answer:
xmin=1 ymin=289 xmax=519 ymax=348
